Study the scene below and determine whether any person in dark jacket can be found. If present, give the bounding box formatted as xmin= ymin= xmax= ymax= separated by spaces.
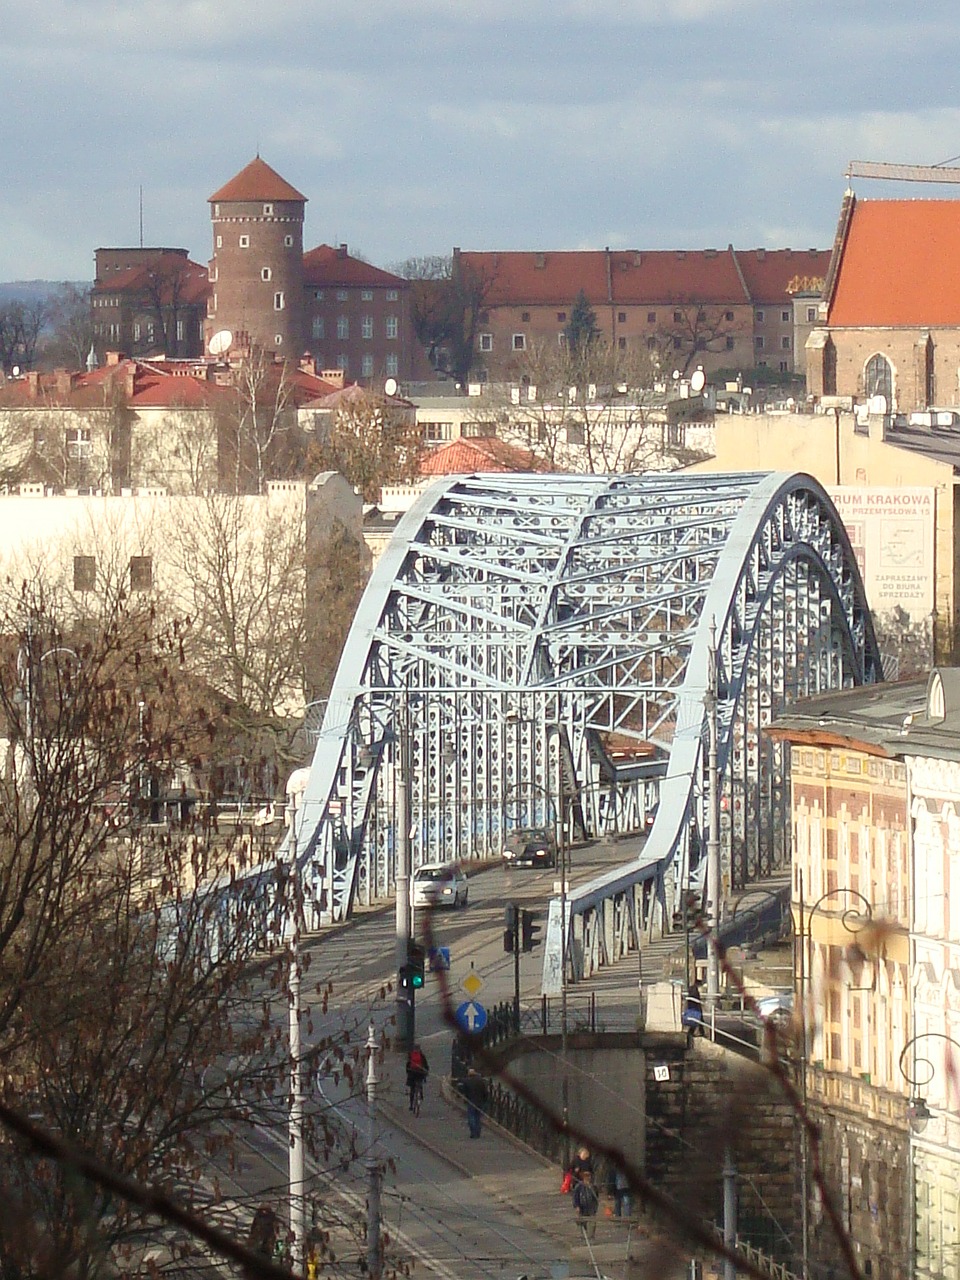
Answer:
xmin=570 ymin=1145 xmax=594 ymax=1183
xmin=572 ymin=1169 xmax=599 ymax=1238
xmin=461 ymin=1067 xmax=488 ymax=1137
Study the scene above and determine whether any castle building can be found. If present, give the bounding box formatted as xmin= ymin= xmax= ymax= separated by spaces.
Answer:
xmin=206 ymin=157 xmax=307 ymax=358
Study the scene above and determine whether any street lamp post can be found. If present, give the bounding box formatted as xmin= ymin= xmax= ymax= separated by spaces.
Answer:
xmin=899 ymin=1031 xmax=960 ymax=1133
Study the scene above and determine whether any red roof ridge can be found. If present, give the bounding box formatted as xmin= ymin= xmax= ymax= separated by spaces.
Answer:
xmin=209 ymin=157 xmax=307 ymax=205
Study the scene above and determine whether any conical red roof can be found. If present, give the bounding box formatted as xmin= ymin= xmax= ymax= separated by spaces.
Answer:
xmin=209 ymin=157 xmax=307 ymax=204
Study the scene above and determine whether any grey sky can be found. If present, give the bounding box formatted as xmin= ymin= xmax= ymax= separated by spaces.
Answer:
xmin=3 ymin=0 xmax=960 ymax=280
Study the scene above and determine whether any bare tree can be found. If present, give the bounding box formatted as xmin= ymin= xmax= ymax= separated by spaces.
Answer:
xmin=0 ymin=300 xmax=48 ymax=374
xmin=398 ymin=254 xmax=496 ymax=386
xmin=480 ymin=338 xmax=664 ymax=474
xmin=653 ymin=302 xmax=744 ymax=376
xmin=140 ymin=257 xmax=195 ymax=358
xmin=44 ymin=284 xmax=97 ymax=369
xmin=305 ymin=388 xmax=423 ymax=502
xmin=217 ymin=351 xmax=302 ymax=495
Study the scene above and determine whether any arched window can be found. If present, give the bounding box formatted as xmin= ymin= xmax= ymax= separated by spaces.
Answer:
xmin=865 ymin=353 xmax=893 ymax=402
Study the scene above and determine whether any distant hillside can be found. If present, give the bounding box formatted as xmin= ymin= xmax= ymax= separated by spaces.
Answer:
xmin=0 ymin=281 xmax=90 ymax=305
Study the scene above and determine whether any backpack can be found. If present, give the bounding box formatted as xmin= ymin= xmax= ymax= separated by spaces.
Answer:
xmin=409 ymin=1048 xmax=426 ymax=1073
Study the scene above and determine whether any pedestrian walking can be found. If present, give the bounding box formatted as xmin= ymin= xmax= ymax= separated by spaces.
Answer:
xmin=461 ymin=1067 xmax=488 ymax=1138
xmin=612 ymin=1166 xmax=632 ymax=1218
xmin=682 ymin=978 xmax=705 ymax=1041
xmin=572 ymin=1169 xmax=600 ymax=1239
xmin=570 ymin=1145 xmax=594 ymax=1184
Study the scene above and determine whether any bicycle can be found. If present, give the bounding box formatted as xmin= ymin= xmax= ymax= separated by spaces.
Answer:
xmin=408 ymin=1073 xmax=425 ymax=1116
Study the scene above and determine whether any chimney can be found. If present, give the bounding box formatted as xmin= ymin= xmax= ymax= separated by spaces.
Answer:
xmin=26 ymin=371 xmax=40 ymax=398
xmin=124 ymin=365 xmax=136 ymax=399
xmin=105 ymin=350 xmax=123 ymax=366
xmin=299 ymin=353 xmax=316 ymax=377
xmin=54 ymin=370 xmax=74 ymax=398
xmin=337 ymin=244 xmax=348 ymax=259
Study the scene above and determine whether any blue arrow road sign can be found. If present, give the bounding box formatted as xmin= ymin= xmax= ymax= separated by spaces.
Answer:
xmin=455 ymin=1000 xmax=487 ymax=1034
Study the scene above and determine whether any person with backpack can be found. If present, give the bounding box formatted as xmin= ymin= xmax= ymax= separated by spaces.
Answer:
xmin=460 ymin=1067 xmax=488 ymax=1138
xmin=572 ymin=1169 xmax=600 ymax=1239
xmin=405 ymin=1043 xmax=429 ymax=1112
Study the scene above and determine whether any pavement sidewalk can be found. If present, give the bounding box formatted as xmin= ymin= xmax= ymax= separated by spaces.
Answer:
xmin=377 ymin=1050 xmax=694 ymax=1279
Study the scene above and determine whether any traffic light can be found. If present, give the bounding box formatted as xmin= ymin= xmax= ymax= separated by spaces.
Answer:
xmin=521 ymin=909 xmax=541 ymax=952
xmin=407 ymin=941 xmax=426 ymax=989
xmin=504 ymin=905 xmax=518 ymax=954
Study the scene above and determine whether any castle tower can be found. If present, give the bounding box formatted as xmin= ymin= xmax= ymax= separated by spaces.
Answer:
xmin=207 ymin=157 xmax=306 ymax=358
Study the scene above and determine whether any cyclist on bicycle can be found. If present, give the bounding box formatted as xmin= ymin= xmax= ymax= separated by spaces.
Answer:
xmin=406 ymin=1043 xmax=429 ymax=1111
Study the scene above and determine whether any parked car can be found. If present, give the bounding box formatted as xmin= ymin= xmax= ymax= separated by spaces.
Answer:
xmin=412 ymin=862 xmax=469 ymax=909
xmin=502 ymin=826 xmax=558 ymax=869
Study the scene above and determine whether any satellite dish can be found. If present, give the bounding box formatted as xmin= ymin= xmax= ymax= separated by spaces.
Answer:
xmin=384 ymin=377 xmax=398 ymax=397
xmin=672 ymin=369 xmax=681 ymax=381
xmin=690 ymin=368 xmax=706 ymax=393
xmin=11 ymin=366 xmax=20 ymax=377
xmin=209 ymin=329 xmax=233 ymax=356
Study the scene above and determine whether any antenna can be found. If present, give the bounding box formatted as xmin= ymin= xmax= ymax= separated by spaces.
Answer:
xmin=139 ymin=185 xmax=143 ymax=248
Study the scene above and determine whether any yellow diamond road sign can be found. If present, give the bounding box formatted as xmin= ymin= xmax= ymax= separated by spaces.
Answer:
xmin=462 ymin=971 xmax=484 ymax=998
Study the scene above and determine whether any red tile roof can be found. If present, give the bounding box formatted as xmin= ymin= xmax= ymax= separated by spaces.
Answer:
xmin=734 ymin=248 xmax=830 ymax=304
xmin=91 ymin=256 xmax=211 ymax=305
xmin=827 ymin=199 xmax=960 ymax=327
xmin=419 ymin=437 xmax=542 ymax=475
xmin=302 ymin=245 xmax=406 ymax=289
xmin=209 ymin=157 xmax=307 ymax=205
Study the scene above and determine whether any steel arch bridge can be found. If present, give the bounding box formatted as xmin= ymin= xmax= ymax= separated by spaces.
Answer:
xmin=276 ymin=470 xmax=881 ymax=984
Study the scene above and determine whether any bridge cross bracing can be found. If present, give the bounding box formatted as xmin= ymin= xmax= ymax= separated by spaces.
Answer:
xmin=256 ymin=470 xmax=880 ymax=986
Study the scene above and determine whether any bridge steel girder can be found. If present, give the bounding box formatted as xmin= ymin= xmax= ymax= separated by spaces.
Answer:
xmin=257 ymin=471 xmax=880 ymax=966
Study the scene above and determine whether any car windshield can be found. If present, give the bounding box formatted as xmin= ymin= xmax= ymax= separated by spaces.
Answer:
xmin=416 ymin=867 xmax=453 ymax=882
xmin=513 ymin=828 xmax=550 ymax=842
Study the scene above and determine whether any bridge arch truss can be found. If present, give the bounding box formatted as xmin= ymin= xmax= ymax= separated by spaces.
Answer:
xmin=279 ymin=471 xmax=881 ymax=972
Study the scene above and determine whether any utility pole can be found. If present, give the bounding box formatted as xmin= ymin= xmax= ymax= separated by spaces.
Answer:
xmin=706 ymin=619 xmax=721 ymax=1007
xmin=395 ymin=701 xmax=414 ymax=1050
xmin=286 ymin=791 xmax=305 ymax=1270
xmin=365 ymin=1022 xmax=382 ymax=1280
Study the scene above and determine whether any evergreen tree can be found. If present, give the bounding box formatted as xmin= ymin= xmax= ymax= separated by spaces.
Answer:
xmin=564 ymin=290 xmax=601 ymax=363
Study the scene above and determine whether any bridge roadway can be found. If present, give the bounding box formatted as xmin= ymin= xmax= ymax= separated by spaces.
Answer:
xmin=258 ymin=833 xmax=701 ymax=1280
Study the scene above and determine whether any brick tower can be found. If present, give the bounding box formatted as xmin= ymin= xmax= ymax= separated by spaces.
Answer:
xmin=206 ymin=157 xmax=306 ymax=358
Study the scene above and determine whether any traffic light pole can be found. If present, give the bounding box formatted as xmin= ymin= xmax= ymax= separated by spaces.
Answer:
xmin=395 ymin=704 xmax=414 ymax=1051
xmin=513 ymin=911 xmax=521 ymax=1031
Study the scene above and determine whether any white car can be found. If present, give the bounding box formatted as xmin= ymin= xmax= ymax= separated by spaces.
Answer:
xmin=412 ymin=862 xmax=469 ymax=909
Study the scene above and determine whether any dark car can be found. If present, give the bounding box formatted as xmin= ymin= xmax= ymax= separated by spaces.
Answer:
xmin=502 ymin=826 xmax=558 ymax=869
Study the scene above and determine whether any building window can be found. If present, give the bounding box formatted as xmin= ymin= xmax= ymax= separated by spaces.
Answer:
xmin=337 ymin=290 xmax=348 ymax=302
xmin=239 ymin=235 xmax=250 ymax=248
xmin=129 ymin=556 xmax=153 ymax=593
xmin=386 ymin=353 xmax=398 ymax=376
xmin=361 ymin=354 xmax=374 ymax=377
xmin=177 ymin=319 xmax=184 ymax=341
xmin=423 ymin=421 xmax=447 ymax=442
xmin=755 ymin=336 xmax=764 ymax=349
xmin=66 ymin=427 xmax=91 ymax=459
xmin=513 ymin=333 xmax=526 ymax=351
xmin=755 ymin=309 xmax=764 ymax=321
xmin=312 ymin=316 xmax=324 ymax=340
xmin=618 ymin=312 xmax=627 ymax=324
xmin=521 ymin=311 xmax=531 ymax=322
xmin=285 ymin=235 xmax=294 ymax=247
xmin=781 ymin=336 xmax=791 ymax=350
xmin=725 ymin=336 xmax=735 ymax=350
xmin=647 ymin=312 xmax=656 ymax=323
xmin=261 ymin=267 xmax=272 ymax=281
xmin=216 ymin=235 xmax=222 ymax=249
xmin=386 ymin=290 xmax=399 ymax=302
xmin=697 ymin=310 xmax=706 ymax=321
xmin=557 ymin=312 xmax=566 ymax=322
xmin=781 ymin=310 xmax=790 ymax=323
xmin=337 ymin=353 xmax=348 ymax=371
xmin=558 ymin=333 xmax=567 ymax=347
xmin=673 ymin=310 xmax=683 ymax=323
xmin=263 ymin=203 xmax=273 ymax=216
xmin=673 ymin=337 xmax=682 ymax=350
xmin=214 ymin=204 xmax=220 ymax=216
xmin=362 ymin=315 xmax=373 ymax=339
xmin=386 ymin=316 xmax=398 ymax=339
xmin=134 ymin=322 xmax=141 ymax=342
xmin=618 ymin=337 xmax=627 ymax=350
xmin=73 ymin=555 xmax=96 ymax=593
xmin=479 ymin=333 xmax=493 ymax=352
xmin=807 ymin=307 xmax=817 ymax=322
xmin=779 ymin=360 xmax=789 ymax=372
xmin=865 ymin=353 xmax=893 ymax=401
xmin=272 ymin=334 xmax=282 ymax=345
xmin=361 ymin=290 xmax=373 ymax=301
xmin=315 ymin=290 xmax=325 ymax=301
xmin=337 ymin=316 xmax=349 ymax=339
xmin=647 ymin=337 xmax=656 ymax=350
xmin=274 ymin=292 xmax=284 ymax=310
xmin=724 ymin=310 xmax=734 ymax=321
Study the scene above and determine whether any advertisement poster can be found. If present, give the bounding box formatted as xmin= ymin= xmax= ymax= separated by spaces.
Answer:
xmin=826 ymin=487 xmax=935 ymax=621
